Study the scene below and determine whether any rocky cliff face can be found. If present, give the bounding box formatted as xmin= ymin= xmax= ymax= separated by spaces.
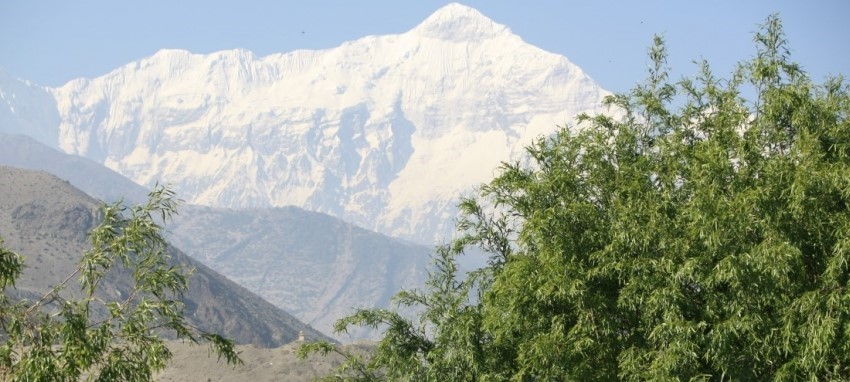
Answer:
xmin=1 ymin=3 xmax=610 ymax=244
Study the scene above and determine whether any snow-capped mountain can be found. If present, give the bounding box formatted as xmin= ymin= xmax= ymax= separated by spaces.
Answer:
xmin=0 ymin=69 xmax=60 ymax=149
xmin=2 ymin=3 xmax=610 ymax=244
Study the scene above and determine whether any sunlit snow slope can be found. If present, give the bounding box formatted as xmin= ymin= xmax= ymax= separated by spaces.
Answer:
xmin=4 ymin=3 xmax=610 ymax=244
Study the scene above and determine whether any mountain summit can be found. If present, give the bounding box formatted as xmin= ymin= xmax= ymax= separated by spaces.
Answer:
xmin=413 ymin=3 xmax=509 ymax=41
xmin=1 ymin=4 xmax=610 ymax=244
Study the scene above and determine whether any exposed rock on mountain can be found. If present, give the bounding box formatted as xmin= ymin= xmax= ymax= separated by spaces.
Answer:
xmin=0 ymin=166 xmax=331 ymax=347
xmin=0 ymin=137 xmax=433 ymax=340
xmin=167 ymin=205 xmax=431 ymax=340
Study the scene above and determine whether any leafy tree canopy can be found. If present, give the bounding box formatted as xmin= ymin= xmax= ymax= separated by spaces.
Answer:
xmin=0 ymin=186 xmax=240 ymax=381
xmin=302 ymin=15 xmax=850 ymax=381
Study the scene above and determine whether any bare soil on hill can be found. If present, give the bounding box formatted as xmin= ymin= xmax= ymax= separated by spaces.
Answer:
xmin=157 ymin=341 xmax=373 ymax=381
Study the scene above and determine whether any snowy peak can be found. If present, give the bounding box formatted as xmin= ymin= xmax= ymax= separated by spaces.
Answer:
xmin=412 ymin=3 xmax=509 ymax=42
xmin=0 ymin=4 xmax=611 ymax=244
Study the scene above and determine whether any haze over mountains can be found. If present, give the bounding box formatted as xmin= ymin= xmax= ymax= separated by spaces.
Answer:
xmin=0 ymin=133 xmax=431 ymax=340
xmin=0 ymin=3 xmax=610 ymax=245
xmin=0 ymin=166 xmax=331 ymax=347
xmin=168 ymin=205 xmax=430 ymax=340
xmin=0 ymin=2 xmax=613 ymax=346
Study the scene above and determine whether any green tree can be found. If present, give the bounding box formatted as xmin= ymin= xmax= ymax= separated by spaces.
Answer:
xmin=0 ymin=186 xmax=240 ymax=381
xmin=303 ymin=15 xmax=850 ymax=381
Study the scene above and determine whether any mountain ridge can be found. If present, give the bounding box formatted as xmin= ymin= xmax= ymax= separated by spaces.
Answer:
xmin=0 ymin=134 xmax=432 ymax=340
xmin=0 ymin=165 xmax=333 ymax=347
xmin=0 ymin=3 xmax=610 ymax=244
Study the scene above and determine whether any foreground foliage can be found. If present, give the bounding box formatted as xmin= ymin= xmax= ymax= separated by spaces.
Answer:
xmin=0 ymin=186 xmax=240 ymax=381
xmin=302 ymin=15 xmax=850 ymax=381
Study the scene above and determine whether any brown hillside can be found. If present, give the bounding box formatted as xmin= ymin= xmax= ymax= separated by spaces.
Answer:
xmin=0 ymin=165 xmax=333 ymax=347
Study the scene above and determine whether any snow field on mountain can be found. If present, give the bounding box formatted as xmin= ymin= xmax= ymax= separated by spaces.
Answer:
xmin=6 ymin=3 xmax=611 ymax=244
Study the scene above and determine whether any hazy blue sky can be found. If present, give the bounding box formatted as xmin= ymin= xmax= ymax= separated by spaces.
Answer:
xmin=1 ymin=1 xmax=847 ymax=93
